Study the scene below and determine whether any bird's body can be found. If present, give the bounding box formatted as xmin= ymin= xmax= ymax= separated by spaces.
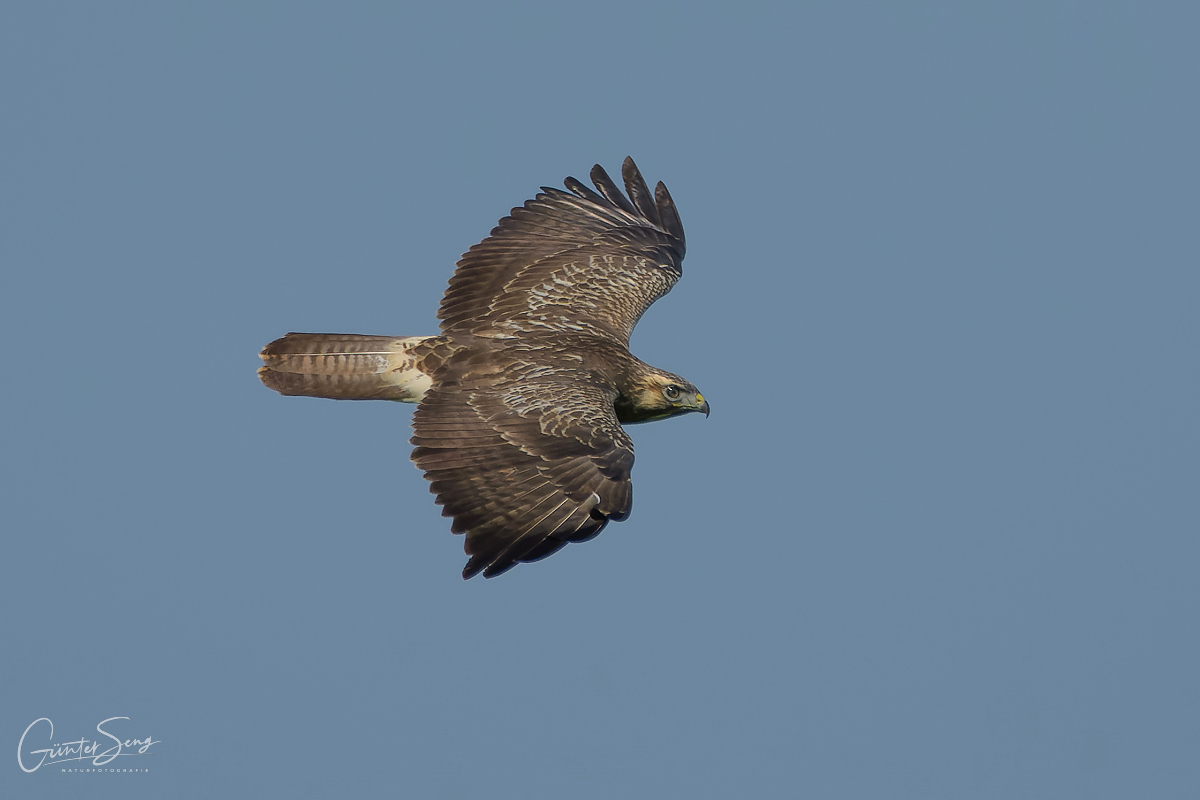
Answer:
xmin=259 ymin=158 xmax=706 ymax=578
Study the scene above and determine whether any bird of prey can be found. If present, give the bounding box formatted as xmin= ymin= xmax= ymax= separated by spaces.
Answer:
xmin=258 ymin=157 xmax=707 ymax=579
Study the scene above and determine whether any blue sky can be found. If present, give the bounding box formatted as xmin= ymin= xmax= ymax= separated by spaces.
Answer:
xmin=3 ymin=2 xmax=1197 ymax=797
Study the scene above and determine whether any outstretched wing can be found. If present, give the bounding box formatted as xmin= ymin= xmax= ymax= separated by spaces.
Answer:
xmin=410 ymin=350 xmax=634 ymax=579
xmin=438 ymin=157 xmax=686 ymax=347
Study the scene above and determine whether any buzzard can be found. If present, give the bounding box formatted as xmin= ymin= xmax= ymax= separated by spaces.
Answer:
xmin=258 ymin=158 xmax=707 ymax=578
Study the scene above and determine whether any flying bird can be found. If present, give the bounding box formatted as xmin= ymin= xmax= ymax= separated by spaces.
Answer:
xmin=258 ymin=158 xmax=707 ymax=578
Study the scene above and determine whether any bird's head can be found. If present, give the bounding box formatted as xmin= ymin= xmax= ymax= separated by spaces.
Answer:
xmin=615 ymin=370 xmax=709 ymax=424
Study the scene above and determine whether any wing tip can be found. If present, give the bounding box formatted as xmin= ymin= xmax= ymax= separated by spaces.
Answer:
xmin=601 ymin=157 xmax=685 ymax=249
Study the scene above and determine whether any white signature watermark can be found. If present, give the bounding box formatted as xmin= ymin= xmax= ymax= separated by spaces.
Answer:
xmin=17 ymin=717 xmax=159 ymax=773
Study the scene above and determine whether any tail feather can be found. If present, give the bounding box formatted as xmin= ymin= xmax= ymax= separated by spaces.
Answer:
xmin=258 ymin=333 xmax=438 ymax=402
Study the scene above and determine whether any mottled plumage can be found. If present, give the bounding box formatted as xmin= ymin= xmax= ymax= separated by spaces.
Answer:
xmin=259 ymin=158 xmax=707 ymax=578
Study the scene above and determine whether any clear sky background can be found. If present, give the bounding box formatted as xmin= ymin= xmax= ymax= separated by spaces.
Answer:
xmin=3 ymin=2 xmax=1197 ymax=798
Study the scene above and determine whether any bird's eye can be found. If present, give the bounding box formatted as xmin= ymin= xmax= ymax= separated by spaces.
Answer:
xmin=663 ymin=384 xmax=682 ymax=401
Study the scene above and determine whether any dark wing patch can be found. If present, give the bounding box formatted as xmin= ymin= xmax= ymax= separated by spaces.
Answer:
xmin=438 ymin=157 xmax=686 ymax=347
xmin=411 ymin=353 xmax=635 ymax=579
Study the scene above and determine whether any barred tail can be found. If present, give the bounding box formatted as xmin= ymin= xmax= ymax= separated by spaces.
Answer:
xmin=257 ymin=333 xmax=438 ymax=402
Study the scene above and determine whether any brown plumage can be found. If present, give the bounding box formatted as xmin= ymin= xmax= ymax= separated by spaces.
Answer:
xmin=258 ymin=158 xmax=707 ymax=578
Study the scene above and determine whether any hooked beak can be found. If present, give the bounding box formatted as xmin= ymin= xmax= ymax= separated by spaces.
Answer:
xmin=696 ymin=395 xmax=710 ymax=418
